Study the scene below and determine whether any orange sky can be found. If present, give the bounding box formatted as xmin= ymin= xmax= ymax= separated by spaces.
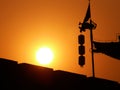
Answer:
xmin=0 ymin=0 xmax=120 ymax=83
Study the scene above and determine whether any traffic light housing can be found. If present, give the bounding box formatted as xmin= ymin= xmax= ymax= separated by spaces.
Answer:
xmin=78 ymin=34 xmax=85 ymax=66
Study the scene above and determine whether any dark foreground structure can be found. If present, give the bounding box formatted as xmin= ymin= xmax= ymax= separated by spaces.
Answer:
xmin=0 ymin=58 xmax=120 ymax=90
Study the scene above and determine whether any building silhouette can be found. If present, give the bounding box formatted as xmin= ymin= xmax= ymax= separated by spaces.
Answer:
xmin=0 ymin=58 xmax=120 ymax=90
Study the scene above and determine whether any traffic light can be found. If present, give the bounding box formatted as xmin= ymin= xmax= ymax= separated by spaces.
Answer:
xmin=78 ymin=34 xmax=85 ymax=67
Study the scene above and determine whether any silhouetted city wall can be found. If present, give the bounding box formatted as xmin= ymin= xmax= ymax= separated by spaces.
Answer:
xmin=0 ymin=58 xmax=120 ymax=90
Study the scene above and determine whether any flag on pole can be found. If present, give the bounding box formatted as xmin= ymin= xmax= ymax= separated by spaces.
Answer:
xmin=83 ymin=3 xmax=91 ymax=23
xmin=79 ymin=2 xmax=97 ymax=32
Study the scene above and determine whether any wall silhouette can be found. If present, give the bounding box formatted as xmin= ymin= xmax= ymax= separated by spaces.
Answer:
xmin=0 ymin=58 xmax=120 ymax=90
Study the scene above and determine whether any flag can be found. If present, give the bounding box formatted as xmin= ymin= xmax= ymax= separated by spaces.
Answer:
xmin=93 ymin=41 xmax=120 ymax=60
xmin=83 ymin=3 xmax=91 ymax=23
xmin=79 ymin=2 xmax=97 ymax=32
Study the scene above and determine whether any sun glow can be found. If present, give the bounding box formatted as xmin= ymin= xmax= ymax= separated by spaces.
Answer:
xmin=36 ymin=47 xmax=54 ymax=65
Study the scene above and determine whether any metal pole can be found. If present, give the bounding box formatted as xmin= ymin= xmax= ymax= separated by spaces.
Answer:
xmin=90 ymin=24 xmax=95 ymax=78
xmin=89 ymin=0 xmax=95 ymax=78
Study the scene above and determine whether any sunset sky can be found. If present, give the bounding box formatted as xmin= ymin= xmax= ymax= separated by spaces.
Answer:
xmin=0 ymin=0 xmax=120 ymax=83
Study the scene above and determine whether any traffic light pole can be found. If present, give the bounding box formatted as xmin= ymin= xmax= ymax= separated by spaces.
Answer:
xmin=90 ymin=23 xmax=95 ymax=78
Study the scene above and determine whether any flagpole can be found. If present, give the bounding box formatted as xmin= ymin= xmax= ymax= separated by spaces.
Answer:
xmin=89 ymin=0 xmax=95 ymax=78
xmin=90 ymin=20 xmax=95 ymax=78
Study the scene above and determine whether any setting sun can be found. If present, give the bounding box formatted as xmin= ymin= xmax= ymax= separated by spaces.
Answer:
xmin=36 ymin=47 xmax=54 ymax=65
